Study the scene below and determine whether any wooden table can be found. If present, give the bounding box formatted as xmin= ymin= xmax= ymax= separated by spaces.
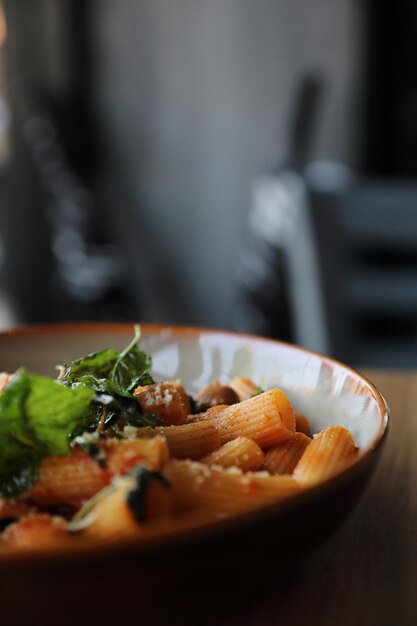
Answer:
xmin=181 ymin=371 xmax=415 ymax=626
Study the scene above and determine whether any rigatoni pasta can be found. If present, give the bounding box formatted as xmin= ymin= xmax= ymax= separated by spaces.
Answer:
xmin=293 ymin=426 xmax=357 ymax=485
xmin=28 ymin=448 xmax=109 ymax=507
xmin=228 ymin=377 xmax=260 ymax=401
xmin=264 ymin=432 xmax=311 ymax=475
xmin=164 ymin=460 xmax=301 ymax=514
xmin=27 ymin=438 xmax=170 ymax=507
xmin=3 ymin=515 xmax=71 ymax=549
xmin=202 ymin=388 xmax=295 ymax=447
xmin=295 ymin=413 xmax=311 ymax=437
xmin=202 ymin=437 xmax=264 ymax=471
xmin=153 ymin=421 xmax=222 ymax=459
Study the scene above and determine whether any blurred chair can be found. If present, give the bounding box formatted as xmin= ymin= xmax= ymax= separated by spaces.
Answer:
xmin=236 ymin=169 xmax=329 ymax=355
xmin=236 ymin=159 xmax=417 ymax=368
xmin=308 ymin=170 xmax=417 ymax=367
xmin=234 ymin=71 xmax=329 ymax=354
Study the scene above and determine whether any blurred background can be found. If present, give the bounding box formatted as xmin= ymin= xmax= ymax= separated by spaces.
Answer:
xmin=0 ymin=1 xmax=417 ymax=367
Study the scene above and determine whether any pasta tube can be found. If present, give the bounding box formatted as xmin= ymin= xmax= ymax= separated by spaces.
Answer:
xmin=202 ymin=436 xmax=265 ymax=471
xmin=204 ymin=388 xmax=295 ymax=448
xmin=3 ymin=515 xmax=70 ymax=549
xmin=293 ymin=425 xmax=357 ymax=485
xmin=164 ymin=459 xmax=302 ymax=514
xmin=153 ymin=421 xmax=222 ymax=459
xmin=0 ymin=498 xmax=36 ymax=520
xmin=264 ymin=432 xmax=311 ymax=475
xmin=28 ymin=438 xmax=170 ymax=507
xmin=28 ymin=448 xmax=109 ymax=507
xmin=295 ymin=413 xmax=311 ymax=437
xmin=228 ymin=377 xmax=259 ymax=401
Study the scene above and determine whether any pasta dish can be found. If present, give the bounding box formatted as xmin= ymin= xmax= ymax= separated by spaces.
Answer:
xmin=0 ymin=327 xmax=358 ymax=550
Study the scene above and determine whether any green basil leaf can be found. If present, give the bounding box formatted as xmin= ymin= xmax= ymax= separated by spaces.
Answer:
xmin=0 ymin=369 xmax=94 ymax=497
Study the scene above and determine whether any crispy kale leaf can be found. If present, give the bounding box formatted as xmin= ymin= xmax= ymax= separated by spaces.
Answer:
xmin=62 ymin=326 xmax=153 ymax=393
xmin=61 ymin=326 xmax=162 ymax=435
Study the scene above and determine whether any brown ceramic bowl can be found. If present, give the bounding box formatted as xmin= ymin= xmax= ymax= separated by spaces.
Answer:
xmin=0 ymin=323 xmax=389 ymax=626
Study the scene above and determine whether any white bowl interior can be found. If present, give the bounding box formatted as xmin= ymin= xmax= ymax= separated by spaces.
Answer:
xmin=142 ymin=329 xmax=383 ymax=450
xmin=0 ymin=325 xmax=385 ymax=451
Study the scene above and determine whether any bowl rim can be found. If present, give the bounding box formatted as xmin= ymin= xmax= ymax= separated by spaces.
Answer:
xmin=0 ymin=321 xmax=390 ymax=567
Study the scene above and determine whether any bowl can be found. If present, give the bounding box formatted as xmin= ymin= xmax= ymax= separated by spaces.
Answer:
xmin=0 ymin=323 xmax=389 ymax=625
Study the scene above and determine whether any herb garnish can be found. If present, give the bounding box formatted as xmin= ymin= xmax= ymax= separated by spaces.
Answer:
xmin=0 ymin=369 xmax=94 ymax=497
xmin=0 ymin=327 xmax=162 ymax=497
xmin=61 ymin=325 xmax=163 ymax=438
xmin=62 ymin=325 xmax=153 ymax=393
xmin=126 ymin=466 xmax=170 ymax=523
